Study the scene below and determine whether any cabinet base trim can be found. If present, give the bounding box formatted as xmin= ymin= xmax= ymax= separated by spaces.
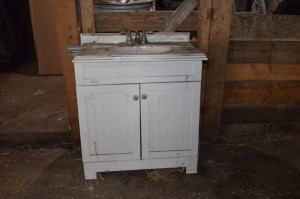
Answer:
xmin=83 ymin=157 xmax=198 ymax=180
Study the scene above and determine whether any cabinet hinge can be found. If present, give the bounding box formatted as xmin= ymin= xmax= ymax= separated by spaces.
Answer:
xmin=207 ymin=8 xmax=218 ymax=20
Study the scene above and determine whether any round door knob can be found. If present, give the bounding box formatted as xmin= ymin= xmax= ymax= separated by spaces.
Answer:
xmin=133 ymin=95 xmax=139 ymax=101
xmin=142 ymin=94 xmax=147 ymax=100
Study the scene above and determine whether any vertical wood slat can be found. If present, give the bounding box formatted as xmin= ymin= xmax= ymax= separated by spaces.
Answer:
xmin=55 ymin=0 xmax=80 ymax=141
xmin=200 ymin=0 xmax=233 ymax=138
xmin=29 ymin=0 xmax=63 ymax=74
xmin=80 ymin=0 xmax=95 ymax=33
xmin=198 ymin=0 xmax=212 ymax=55
xmin=198 ymin=0 xmax=213 ymax=133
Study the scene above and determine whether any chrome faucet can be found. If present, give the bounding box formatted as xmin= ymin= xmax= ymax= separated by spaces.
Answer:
xmin=133 ymin=31 xmax=141 ymax=45
xmin=121 ymin=31 xmax=153 ymax=45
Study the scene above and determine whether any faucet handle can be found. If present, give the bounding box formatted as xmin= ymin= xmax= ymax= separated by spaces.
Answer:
xmin=121 ymin=31 xmax=132 ymax=45
xmin=141 ymin=31 xmax=153 ymax=44
xmin=134 ymin=31 xmax=141 ymax=44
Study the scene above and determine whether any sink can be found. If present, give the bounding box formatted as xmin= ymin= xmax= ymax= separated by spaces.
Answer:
xmin=76 ymin=33 xmax=208 ymax=59
xmin=106 ymin=45 xmax=172 ymax=55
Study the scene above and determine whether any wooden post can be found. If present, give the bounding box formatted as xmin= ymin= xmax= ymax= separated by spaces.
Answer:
xmin=55 ymin=0 xmax=80 ymax=141
xmin=159 ymin=0 xmax=199 ymax=32
xmin=80 ymin=0 xmax=95 ymax=33
xmin=199 ymin=0 xmax=233 ymax=139
xmin=198 ymin=0 xmax=212 ymax=55
xmin=198 ymin=0 xmax=212 ymax=136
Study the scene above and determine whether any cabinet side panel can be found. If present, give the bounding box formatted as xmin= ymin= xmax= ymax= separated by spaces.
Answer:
xmin=76 ymin=86 xmax=91 ymax=162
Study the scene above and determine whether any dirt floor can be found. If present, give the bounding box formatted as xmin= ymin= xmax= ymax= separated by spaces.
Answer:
xmin=1 ymin=57 xmax=300 ymax=198
xmin=0 ymin=137 xmax=299 ymax=199
xmin=0 ymin=57 xmax=70 ymax=145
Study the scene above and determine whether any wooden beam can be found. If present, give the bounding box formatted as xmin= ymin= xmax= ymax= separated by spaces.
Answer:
xmin=94 ymin=11 xmax=198 ymax=32
xmin=226 ymin=64 xmax=300 ymax=81
xmin=55 ymin=0 xmax=80 ymax=141
xmin=198 ymin=0 xmax=212 ymax=135
xmin=198 ymin=0 xmax=212 ymax=55
xmin=201 ymin=0 xmax=233 ymax=138
xmin=80 ymin=0 xmax=95 ymax=33
xmin=227 ymin=41 xmax=300 ymax=64
xmin=223 ymin=81 xmax=300 ymax=108
xmin=230 ymin=14 xmax=300 ymax=41
xmin=159 ymin=0 xmax=199 ymax=32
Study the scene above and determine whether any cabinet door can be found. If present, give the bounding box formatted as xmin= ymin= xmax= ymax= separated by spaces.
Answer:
xmin=77 ymin=84 xmax=140 ymax=162
xmin=140 ymin=82 xmax=200 ymax=159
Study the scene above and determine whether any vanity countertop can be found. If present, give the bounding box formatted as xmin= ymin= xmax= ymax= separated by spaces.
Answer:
xmin=74 ymin=42 xmax=207 ymax=62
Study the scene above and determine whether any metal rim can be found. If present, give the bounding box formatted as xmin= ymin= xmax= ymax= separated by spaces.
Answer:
xmin=94 ymin=0 xmax=153 ymax=5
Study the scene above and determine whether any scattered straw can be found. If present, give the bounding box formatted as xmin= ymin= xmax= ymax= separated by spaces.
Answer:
xmin=5 ymin=177 xmax=30 ymax=197
xmin=70 ymin=186 xmax=79 ymax=190
xmin=0 ymin=160 xmax=9 ymax=169
xmin=145 ymin=168 xmax=185 ymax=183
xmin=0 ymin=150 xmax=16 ymax=156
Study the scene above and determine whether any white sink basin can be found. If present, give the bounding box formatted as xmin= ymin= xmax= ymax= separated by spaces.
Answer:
xmin=106 ymin=45 xmax=172 ymax=55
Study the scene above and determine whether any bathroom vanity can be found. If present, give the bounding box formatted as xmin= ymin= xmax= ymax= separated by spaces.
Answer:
xmin=73 ymin=33 xmax=207 ymax=179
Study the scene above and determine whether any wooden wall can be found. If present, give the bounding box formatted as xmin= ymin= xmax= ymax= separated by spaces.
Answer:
xmin=69 ymin=1 xmax=300 ymax=142
xmin=222 ymin=14 xmax=300 ymax=141
xmin=94 ymin=11 xmax=198 ymax=32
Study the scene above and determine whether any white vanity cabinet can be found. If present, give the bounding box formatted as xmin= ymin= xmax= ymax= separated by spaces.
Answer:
xmin=74 ymin=49 xmax=206 ymax=180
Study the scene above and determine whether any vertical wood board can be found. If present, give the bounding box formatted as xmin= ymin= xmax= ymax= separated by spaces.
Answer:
xmin=197 ymin=0 xmax=212 ymax=132
xmin=80 ymin=0 xmax=95 ymax=33
xmin=201 ymin=0 xmax=233 ymax=137
xmin=29 ymin=0 xmax=62 ymax=75
xmin=55 ymin=0 xmax=80 ymax=141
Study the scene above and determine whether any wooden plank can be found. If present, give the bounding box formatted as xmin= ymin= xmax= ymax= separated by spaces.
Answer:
xmin=223 ymin=81 xmax=300 ymax=108
xmin=55 ymin=0 xmax=80 ymax=141
xmin=230 ymin=14 xmax=300 ymax=41
xmin=227 ymin=41 xmax=300 ymax=64
xmin=222 ymin=122 xmax=300 ymax=137
xmin=198 ymin=0 xmax=212 ymax=55
xmin=159 ymin=0 xmax=199 ymax=32
xmin=200 ymin=67 xmax=207 ymax=127
xmin=222 ymin=107 xmax=300 ymax=124
xmin=80 ymin=0 xmax=95 ymax=33
xmin=94 ymin=11 xmax=198 ymax=32
xmin=198 ymin=0 xmax=212 ymax=131
xmin=226 ymin=64 xmax=300 ymax=81
xmin=201 ymin=0 xmax=233 ymax=137
xmin=29 ymin=0 xmax=62 ymax=75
